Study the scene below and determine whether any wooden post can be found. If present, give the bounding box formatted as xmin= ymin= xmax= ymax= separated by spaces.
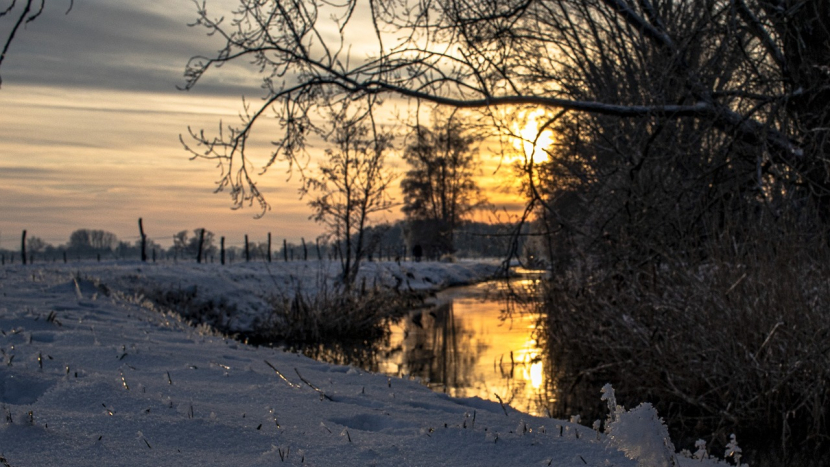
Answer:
xmin=196 ymin=228 xmax=206 ymax=264
xmin=21 ymin=230 xmax=27 ymax=265
xmin=283 ymin=239 xmax=288 ymax=261
xmin=220 ymin=237 xmax=226 ymax=265
xmin=301 ymin=238 xmax=308 ymax=261
xmin=244 ymin=235 xmax=250 ymax=262
xmin=138 ymin=218 xmax=147 ymax=262
xmin=152 ymin=248 xmax=156 ymax=263
xmin=96 ymin=253 xmax=100 ymax=262
xmin=316 ymin=238 xmax=321 ymax=260
xmin=267 ymin=233 xmax=272 ymax=263
xmin=63 ymin=251 xmax=67 ymax=264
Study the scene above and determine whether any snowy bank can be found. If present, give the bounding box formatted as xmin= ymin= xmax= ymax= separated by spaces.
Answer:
xmin=42 ymin=260 xmax=503 ymax=334
xmin=0 ymin=263 xmax=727 ymax=466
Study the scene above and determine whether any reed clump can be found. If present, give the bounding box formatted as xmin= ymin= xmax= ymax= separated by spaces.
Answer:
xmin=263 ymin=279 xmax=425 ymax=344
xmin=542 ymin=233 xmax=830 ymax=465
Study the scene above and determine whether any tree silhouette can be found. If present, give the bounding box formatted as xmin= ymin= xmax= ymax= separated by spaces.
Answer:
xmin=302 ymin=107 xmax=395 ymax=287
xmin=182 ymin=0 xmax=828 ymax=223
xmin=401 ymin=117 xmax=480 ymax=257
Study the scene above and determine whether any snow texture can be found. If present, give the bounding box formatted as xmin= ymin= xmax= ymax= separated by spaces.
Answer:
xmin=0 ymin=261 xmax=724 ymax=466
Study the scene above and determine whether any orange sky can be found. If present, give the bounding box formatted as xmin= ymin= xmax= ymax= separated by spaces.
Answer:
xmin=0 ymin=1 xmax=527 ymax=249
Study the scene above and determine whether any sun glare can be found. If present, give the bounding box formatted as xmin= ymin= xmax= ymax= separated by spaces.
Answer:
xmin=513 ymin=110 xmax=555 ymax=163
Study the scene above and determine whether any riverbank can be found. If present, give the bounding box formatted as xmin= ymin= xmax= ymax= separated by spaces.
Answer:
xmin=36 ymin=259 xmax=505 ymax=335
xmin=0 ymin=262 xmax=727 ymax=466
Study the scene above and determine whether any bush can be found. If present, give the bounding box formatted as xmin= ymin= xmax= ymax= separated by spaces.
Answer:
xmin=540 ymin=233 xmax=830 ymax=465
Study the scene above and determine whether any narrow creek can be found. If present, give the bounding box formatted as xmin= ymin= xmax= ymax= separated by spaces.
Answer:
xmin=299 ymin=270 xmax=553 ymax=416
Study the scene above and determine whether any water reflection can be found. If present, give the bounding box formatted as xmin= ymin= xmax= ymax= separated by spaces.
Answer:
xmin=299 ymin=276 xmax=555 ymax=416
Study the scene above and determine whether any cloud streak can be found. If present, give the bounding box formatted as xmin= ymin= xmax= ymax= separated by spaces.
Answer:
xmin=0 ymin=0 xmax=256 ymax=94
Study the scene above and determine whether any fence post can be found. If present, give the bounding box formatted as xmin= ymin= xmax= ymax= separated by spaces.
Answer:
xmin=244 ymin=235 xmax=250 ymax=262
xmin=316 ymin=238 xmax=321 ymax=260
xmin=268 ymin=233 xmax=272 ymax=263
xmin=152 ymin=248 xmax=156 ymax=263
xmin=21 ymin=230 xmax=27 ymax=265
xmin=283 ymin=239 xmax=288 ymax=262
xmin=220 ymin=237 xmax=226 ymax=265
xmin=138 ymin=218 xmax=147 ymax=262
xmin=63 ymin=251 xmax=67 ymax=264
xmin=197 ymin=228 xmax=206 ymax=264
xmin=301 ymin=238 xmax=308 ymax=261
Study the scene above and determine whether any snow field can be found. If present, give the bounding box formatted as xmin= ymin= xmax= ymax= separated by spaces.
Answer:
xmin=0 ymin=263 xmax=723 ymax=466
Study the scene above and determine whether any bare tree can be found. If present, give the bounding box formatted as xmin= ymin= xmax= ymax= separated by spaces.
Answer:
xmin=182 ymin=0 xmax=827 ymax=220
xmin=69 ymin=229 xmax=118 ymax=252
xmin=401 ymin=116 xmax=481 ymax=257
xmin=26 ymin=235 xmax=46 ymax=254
xmin=173 ymin=228 xmax=217 ymax=261
xmin=302 ymin=107 xmax=396 ymax=287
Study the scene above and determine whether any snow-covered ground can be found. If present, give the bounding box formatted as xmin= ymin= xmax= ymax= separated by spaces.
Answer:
xmin=0 ymin=262 xmax=729 ymax=466
xmin=87 ymin=260 xmax=505 ymax=334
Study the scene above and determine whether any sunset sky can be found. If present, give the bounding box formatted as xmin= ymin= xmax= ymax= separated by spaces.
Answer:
xmin=0 ymin=0 xmax=526 ymax=249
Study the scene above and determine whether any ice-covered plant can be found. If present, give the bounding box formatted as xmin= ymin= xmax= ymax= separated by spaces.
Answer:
xmin=605 ymin=400 xmax=677 ymax=467
xmin=724 ymin=434 xmax=743 ymax=466
xmin=694 ymin=439 xmax=708 ymax=461
xmin=601 ymin=383 xmax=621 ymax=425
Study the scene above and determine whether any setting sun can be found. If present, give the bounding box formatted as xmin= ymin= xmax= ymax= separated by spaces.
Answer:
xmin=514 ymin=110 xmax=556 ymax=164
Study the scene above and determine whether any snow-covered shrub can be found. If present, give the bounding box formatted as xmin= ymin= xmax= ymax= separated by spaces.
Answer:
xmin=605 ymin=402 xmax=677 ymax=467
xmin=724 ymin=434 xmax=744 ymax=466
xmin=600 ymin=384 xmax=677 ymax=467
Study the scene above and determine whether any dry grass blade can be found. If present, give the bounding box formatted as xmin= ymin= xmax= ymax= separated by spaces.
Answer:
xmin=294 ymin=368 xmax=333 ymax=401
xmin=264 ymin=360 xmax=299 ymax=388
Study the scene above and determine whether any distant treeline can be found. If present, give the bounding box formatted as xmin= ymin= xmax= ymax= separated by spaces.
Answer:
xmin=1 ymin=221 xmax=531 ymax=264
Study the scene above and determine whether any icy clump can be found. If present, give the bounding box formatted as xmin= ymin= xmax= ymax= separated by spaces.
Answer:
xmin=694 ymin=439 xmax=709 ymax=460
xmin=724 ymin=434 xmax=746 ymax=466
xmin=603 ymin=384 xmax=677 ymax=467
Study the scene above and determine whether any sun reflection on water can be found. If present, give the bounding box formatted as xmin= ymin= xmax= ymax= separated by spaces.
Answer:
xmin=381 ymin=279 xmax=553 ymax=416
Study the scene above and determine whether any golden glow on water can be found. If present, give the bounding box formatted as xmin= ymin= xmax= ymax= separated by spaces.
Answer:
xmin=529 ymin=360 xmax=544 ymax=389
xmin=381 ymin=280 xmax=553 ymax=416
